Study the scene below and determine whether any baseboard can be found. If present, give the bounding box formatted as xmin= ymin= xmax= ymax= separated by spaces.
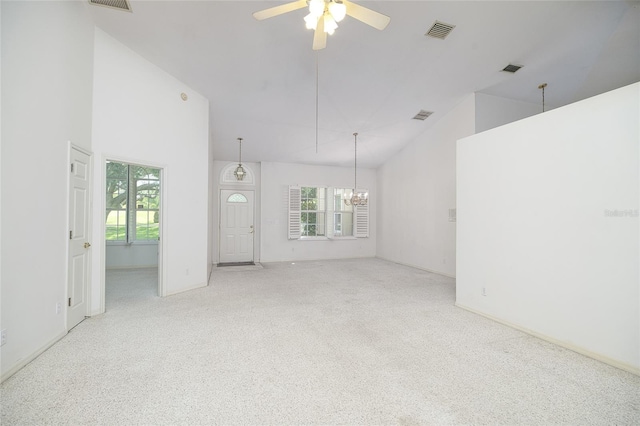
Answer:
xmin=455 ymin=302 xmax=640 ymax=376
xmin=1 ymin=330 xmax=68 ymax=383
xmin=165 ymin=281 xmax=207 ymax=297
xmin=375 ymin=256 xmax=456 ymax=279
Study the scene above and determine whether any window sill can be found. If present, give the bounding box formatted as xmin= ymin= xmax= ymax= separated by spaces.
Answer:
xmin=298 ymin=236 xmax=329 ymax=241
xmin=328 ymin=236 xmax=357 ymax=240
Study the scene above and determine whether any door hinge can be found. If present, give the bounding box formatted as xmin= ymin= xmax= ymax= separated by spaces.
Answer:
xmin=68 ymin=298 xmax=71 ymax=307
xmin=71 ymin=163 xmax=74 ymax=173
xmin=70 ymin=230 xmax=73 ymax=239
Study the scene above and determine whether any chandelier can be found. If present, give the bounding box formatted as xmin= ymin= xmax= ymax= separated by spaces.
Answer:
xmin=344 ymin=132 xmax=368 ymax=206
xmin=234 ymin=137 xmax=246 ymax=181
xmin=304 ymin=0 xmax=346 ymax=35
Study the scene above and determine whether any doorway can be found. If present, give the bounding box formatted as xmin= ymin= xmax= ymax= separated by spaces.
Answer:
xmin=104 ymin=160 xmax=163 ymax=307
xmin=219 ymin=189 xmax=255 ymax=264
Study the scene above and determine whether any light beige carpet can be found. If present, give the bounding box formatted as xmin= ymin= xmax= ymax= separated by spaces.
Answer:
xmin=2 ymin=258 xmax=639 ymax=425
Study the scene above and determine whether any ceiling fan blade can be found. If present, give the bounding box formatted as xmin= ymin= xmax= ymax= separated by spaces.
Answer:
xmin=313 ymin=16 xmax=327 ymax=50
xmin=343 ymin=0 xmax=390 ymax=30
xmin=253 ymin=0 xmax=307 ymax=21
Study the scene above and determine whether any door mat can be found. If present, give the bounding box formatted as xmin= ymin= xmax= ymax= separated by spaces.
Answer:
xmin=218 ymin=262 xmax=255 ymax=267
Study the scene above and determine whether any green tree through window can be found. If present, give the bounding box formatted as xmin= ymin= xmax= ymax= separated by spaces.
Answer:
xmin=301 ymin=187 xmax=326 ymax=237
xmin=106 ymin=162 xmax=160 ymax=242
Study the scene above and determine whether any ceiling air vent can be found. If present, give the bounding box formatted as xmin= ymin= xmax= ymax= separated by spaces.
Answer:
xmin=88 ymin=0 xmax=132 ymax=12
xmin=425 ymin=21 xmax=455 ymax=39
xmin=502 ymin=64 xmax=523 ymax=73
xmin=413 ymin=110 xmax=433 ymax=121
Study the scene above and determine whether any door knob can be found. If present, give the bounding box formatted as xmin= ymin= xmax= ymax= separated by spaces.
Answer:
xmin=84 ymin=242 xmax=91 ymax=249
xmin=249 ymin=225 xmax=254 ymax=234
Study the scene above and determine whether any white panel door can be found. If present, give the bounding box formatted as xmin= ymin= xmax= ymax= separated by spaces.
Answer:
xmin=68 ymin=147 xmax=91 ymax=329
xmin=219 ymin=190 xmax=254 ymax=263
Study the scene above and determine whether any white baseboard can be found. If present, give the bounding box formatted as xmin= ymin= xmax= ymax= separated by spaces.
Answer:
xmin=455 ymin=302 xmax=640 ymax=376
xmin=375 ymin=256 xmax=456 ymax=279
xmin=165 ymin=281 xmax=207 ymax=297
xmin=1 ymin=330 xmax=68 ymax=383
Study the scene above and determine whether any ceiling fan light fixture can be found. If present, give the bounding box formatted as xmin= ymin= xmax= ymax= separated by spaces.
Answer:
xmin=328 ymin=1 xmax=346 ymax=22
xmin=304 ymin=13 xmax=319 ymax=30
xmin=324 ymin=14 xmax=338 ymax=34
xmin=309 ymin=0 xmax=325 ymax=17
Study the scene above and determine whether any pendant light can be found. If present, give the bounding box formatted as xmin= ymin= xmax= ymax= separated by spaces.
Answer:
xmin=234 ymin=137 xmax=246 ymax=181
xmin=344 ymin=132 xmax=368 ymax=206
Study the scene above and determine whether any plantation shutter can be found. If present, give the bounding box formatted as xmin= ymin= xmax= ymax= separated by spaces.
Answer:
xmin=326 ymin=187 xmax=334 ymax=238
xmin=354 ymin=189 xmax=369 ymax=238
xmin=288 ymin=186 xmax=301 ymax=239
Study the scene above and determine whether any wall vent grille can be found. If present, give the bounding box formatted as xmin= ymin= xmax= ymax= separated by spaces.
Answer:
xmin=425 ymin=21 xmax=455 ymax=39
xmin=413 ymin=110 xmax=434 ymax=121
xmin=88 ymin=0 xmax=132 ymax=12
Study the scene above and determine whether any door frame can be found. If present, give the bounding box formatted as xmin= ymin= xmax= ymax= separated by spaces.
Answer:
xmin=66 ymin=143 xmax=93 ymax=329
xmin=98 ymin=155 xmax=167 ymax=314
xmin=218 ymin=189 xmax=255 ymax=264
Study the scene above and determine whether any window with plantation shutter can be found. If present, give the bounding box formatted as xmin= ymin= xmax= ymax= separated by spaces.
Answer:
xmin=288 ymin=186 xmax=301 ymax=239
xmin=288 ymin=185 xmax=368 ymax=239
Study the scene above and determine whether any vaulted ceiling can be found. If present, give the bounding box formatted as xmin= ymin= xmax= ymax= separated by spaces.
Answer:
xmin=88 ymin=1 xmax=640 ymax=168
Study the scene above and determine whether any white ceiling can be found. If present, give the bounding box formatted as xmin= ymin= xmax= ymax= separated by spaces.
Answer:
xmin=88 ymin=0 xmax=640 ymax=168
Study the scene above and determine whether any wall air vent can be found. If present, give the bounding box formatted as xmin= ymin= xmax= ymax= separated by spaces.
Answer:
xmin=425 ymin=21 xmax=455 ymax=39
xmin=502 ymin=64 xmax=523 ymax=73
xmin=413 ymin=110 xmax=434 ymax=121
xmin=88 ymin=0 xmax=132 ymax=12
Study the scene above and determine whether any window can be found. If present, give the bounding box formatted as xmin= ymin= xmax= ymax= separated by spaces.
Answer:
xmin=288 ymin=186 xmax=368 ymax=240
xmin=300 ymin=187 xmax=326 ymax=237
xmin=332 ymin=188 xmax=354 ymax=237
xmin=106 ymin=161 xmax=160 ymax=242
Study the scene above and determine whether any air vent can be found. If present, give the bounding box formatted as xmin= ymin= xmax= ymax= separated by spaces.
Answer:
xmin=413 ymin=110 xmax=434 ymax=121
xmin=502 ymin=64 xmax=523 ymax=73
xmin=88 ymin=0 xmax=132 ymax=12
xmin=425 ymin=21 xmax=455 ymax=39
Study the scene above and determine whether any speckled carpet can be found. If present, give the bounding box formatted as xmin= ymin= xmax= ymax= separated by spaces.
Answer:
xmin=1 ymin=258 xmax=639 ymax=425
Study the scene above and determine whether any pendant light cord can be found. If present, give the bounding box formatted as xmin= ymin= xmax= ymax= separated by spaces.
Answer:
xmin=353 ymin=132 xmax=358 ymax=193
xmin=315 ymin=52 xmax=319 ymax=154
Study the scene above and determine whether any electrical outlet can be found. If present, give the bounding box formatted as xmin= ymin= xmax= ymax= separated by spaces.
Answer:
xmin=186 ymin=268 xmax=190 ymax=275
xmin=482 ymin=287 xmax=487 ymax=296
xmin=56 ymin=302 xmax=62 ymax=314
xmin=1 ymin=329 xmax=7 ymax=346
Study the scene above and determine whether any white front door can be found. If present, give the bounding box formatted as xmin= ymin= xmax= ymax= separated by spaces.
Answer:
xmin=219 ymin=190 xmax=254 ymax=263
xmin=68 ymin=147 xmax=91 ymax=329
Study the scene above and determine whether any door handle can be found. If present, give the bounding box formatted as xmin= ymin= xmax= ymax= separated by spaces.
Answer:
xmin=84 ymin=242 xmax=91 ymax=249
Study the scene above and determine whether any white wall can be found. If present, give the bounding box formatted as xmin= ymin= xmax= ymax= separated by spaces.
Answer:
xmin=260 ymin=162 xmax=376 ymax=262
xmin=457 ymin=83 xmax=639 ymax=372
xmin=106 ymin=244 xmax=158 ymax=269
xmin=376 ymin=96 xmax=476 ymax=277
xmin=1 ymin=0 xmax=95 ymax=380
xmin=475 ymin=92 xmax=543 ymax=134
xmin=211 ymin=160 xmax=262 ymax=264
xmin=91 ymin=29 xmax=209 ymax=311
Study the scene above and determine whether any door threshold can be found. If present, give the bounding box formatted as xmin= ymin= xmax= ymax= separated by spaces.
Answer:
xmin=218 ymin=261 xmax=255 ymax=267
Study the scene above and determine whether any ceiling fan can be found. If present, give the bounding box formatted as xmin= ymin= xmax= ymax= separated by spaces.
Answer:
xmin=253 ymin=0 xmax=391 ymax=50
